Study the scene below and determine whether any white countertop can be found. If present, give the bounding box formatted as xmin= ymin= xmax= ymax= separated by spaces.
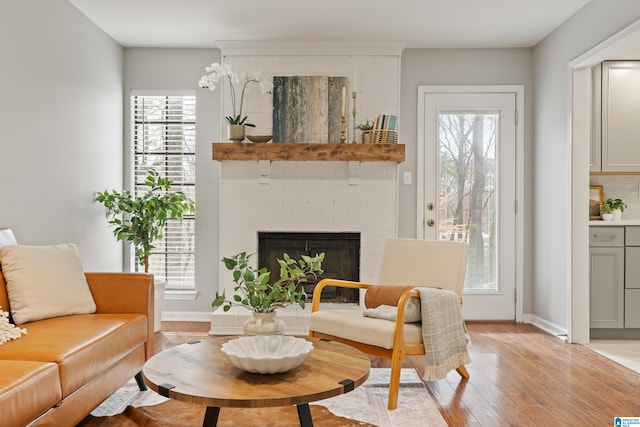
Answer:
xmin=589 ymin=220 xmax=640 ymax=226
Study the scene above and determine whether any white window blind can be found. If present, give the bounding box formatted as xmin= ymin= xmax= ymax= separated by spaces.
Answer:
xmin=131 ymin=93 xmax=196 ymax=290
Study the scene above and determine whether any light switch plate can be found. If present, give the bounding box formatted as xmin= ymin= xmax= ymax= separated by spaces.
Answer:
xmin=403 ymin=171 xmax=412 ymax=185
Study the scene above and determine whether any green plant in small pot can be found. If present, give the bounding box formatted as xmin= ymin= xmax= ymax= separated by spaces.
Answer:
xmin=357 ymin=119 xmax=374 ymax=143
xmin=213 ymin=251 xmax=325 ymax=335
xmin=357 ymin=119 xmax=374 ymax=131
xmin=95 ymin=169 xmax=196 ymax=331
xmin=602 ymin=197 xmax=627 ymax=221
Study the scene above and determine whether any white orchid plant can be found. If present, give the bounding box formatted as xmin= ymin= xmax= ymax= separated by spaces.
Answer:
xmin=199 ymin=62 xmax=273 ymax=127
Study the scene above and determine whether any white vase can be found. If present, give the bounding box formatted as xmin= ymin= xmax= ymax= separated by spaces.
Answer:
xmin=227 ymin=124 xmax=245 ymax=142
xmin=612 ymin=209 xmax=622 ymax=221
xmin=243 ymin=311 xmax=285 ymax=336
xmin=602 ymin=213 xmax=614 ymax=221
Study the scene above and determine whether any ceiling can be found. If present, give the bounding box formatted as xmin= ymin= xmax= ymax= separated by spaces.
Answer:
xmin=68 ymin=0 xmax=591 ymax=49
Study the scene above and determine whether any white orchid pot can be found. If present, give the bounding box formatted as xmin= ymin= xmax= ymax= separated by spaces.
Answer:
xmin=227 ymin=124 xmax=245 ymax=142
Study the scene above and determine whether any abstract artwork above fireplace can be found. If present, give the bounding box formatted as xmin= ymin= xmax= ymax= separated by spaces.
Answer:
xmin=272 ymin=76 xmax=350 ymax=143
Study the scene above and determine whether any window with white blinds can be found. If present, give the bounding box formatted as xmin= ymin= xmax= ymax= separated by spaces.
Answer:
xmin=131 ymin=93 xmax=196 ymax=290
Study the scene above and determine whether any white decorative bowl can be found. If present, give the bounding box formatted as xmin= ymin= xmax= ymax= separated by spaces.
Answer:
xmin=221 ymin=335 xmax=313 ymax=374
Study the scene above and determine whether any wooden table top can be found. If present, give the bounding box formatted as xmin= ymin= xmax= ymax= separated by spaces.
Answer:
xmin=142 ymin=336 xmax=371 ymax=408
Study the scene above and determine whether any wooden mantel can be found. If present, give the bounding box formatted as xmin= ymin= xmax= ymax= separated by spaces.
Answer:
xmin=212 ymin=142 xmax=405 ymax=162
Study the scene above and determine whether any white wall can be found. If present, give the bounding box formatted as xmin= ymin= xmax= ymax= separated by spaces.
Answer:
xmin=399 ymin=48 xmax=534 ymax=314
xmin=533 ymin=0 xmax=640 ymax=334
xmin=0 ymin=0 xmax=123 ymax=271
xmin=123 ymin=48 xmax=220 ymax=316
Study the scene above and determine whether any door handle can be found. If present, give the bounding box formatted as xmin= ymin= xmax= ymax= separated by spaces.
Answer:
xmin=427 ymin=219 xmax=435 ymax=227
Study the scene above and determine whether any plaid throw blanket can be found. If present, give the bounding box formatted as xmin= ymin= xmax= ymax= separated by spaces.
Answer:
xmin=417 ymin=287 xmax=471 ymax=381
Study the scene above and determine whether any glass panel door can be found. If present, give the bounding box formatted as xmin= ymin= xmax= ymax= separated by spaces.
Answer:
xmin=438 ymin=112 xmax=498 ymax=292
xmin=420 ymin=90 xmax=517 ymax=320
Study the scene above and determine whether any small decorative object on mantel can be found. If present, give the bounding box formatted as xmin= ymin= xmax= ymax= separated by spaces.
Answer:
xmin=351 ymin=72 xmax=358 ymax=144
xmin=199 ymin=62 xmax=273 ymax=142
xmin=227 ymin=124 xmax=245 ymax=142
xmin=361 ymin=114 xmax=398 ymax=144
xmin=357 ymin=119 xmax=374 ymax=143
xmin=246 ymin=135 xmax=273 ymax=143
xmin=212 ymin=251 xmax=324 ymax=336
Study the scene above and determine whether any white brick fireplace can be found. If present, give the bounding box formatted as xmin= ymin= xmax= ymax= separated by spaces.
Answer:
xmin=209 ymin=41 xmax=404 ymax=334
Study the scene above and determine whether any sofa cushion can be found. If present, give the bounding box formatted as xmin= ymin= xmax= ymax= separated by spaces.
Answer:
xmin=310 ymin=309 xmax=422 ymax=349
xmin=0 ymin=360 xmax=61 ymax=427
xmin=0 ymin=243 xmax=96 ymax=324
xmin=0 ymin=313 xmax=147 ymax=397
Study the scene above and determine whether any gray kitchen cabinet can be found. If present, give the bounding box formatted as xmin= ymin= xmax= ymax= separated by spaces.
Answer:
xmin=590 ymin=227 xmax=625 ymax=328
xmin=601 ymin=61 xmax=640 ymax=172
xmin=625 ymin=227 xmax=640 ymax=327
xmin=625 ymin=290 xmax=640 ymax=328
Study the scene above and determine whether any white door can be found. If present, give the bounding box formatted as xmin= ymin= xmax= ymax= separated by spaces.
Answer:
xmin=418 ymin=87 xmax=521 ymax=320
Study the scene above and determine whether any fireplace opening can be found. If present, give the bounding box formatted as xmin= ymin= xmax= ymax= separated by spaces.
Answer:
xmin=258 ymin=232 xmax=360 ymax=304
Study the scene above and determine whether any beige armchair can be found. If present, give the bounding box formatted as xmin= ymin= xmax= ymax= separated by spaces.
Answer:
xmin=309 ymin=238 xmax=470 ymax=410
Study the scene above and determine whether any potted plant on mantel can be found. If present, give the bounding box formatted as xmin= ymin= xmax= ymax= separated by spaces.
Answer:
xmin=213 ymin=251 xmax=325 ymax=336
xmin=601 ymin=197 xmax=627 ymax=221
xmin=95 ymin=169 xmax=196 ymax=331
xmin=199 ymin=62 xmax=273 ymax=142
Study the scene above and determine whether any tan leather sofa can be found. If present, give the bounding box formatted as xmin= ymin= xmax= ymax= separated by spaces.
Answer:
xmin=0 ymin=271 xmax=154 ymax=427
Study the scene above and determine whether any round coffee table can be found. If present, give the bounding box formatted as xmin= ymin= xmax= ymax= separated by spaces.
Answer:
xmin=142 ymin=336 xmax=370 ymax=427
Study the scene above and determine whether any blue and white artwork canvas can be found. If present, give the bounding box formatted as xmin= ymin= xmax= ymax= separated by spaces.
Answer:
xmin=273 ymin=76 xmax=349 ymax=143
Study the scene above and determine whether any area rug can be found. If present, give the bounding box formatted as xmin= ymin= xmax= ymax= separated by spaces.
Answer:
xmin=79 ymin=368 xmax=447 ymax=427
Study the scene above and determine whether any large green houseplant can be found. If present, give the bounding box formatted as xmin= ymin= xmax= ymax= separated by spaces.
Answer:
xmin=94 ymin=169 xmax=196 ymax=273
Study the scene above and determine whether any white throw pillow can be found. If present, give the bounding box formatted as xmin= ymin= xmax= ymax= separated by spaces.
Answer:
xmin=0 ymin=243 xmax=96 ymax=325
xmin=362 ymin=298 xmax=422 ymax=323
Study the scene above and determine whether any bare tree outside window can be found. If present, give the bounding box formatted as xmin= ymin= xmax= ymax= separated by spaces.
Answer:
xmin=438 ymin=112 xmax=497 ymax=291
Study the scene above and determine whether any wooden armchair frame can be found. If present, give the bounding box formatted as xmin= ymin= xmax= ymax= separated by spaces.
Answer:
xmin=309 ymin=278 xmax=469 ymax=410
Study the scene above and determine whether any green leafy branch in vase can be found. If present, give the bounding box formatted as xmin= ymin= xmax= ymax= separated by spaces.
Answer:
xmin=213 ymin=251 xmax=325 ymax=313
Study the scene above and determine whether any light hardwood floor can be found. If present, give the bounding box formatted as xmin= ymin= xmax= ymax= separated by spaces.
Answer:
xmin=155 ymin=322 xmax=640 ymax=426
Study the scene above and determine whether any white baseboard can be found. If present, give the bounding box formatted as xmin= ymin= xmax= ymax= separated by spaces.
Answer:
xmin=523 ymin=314 xmax=567 ymax=338
xmin=160 ymin=311 xmax=212 ymax=322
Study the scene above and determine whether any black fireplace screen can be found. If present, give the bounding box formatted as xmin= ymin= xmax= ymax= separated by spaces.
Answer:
xmin=257 ymin=232 xmax=360 ymax=303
